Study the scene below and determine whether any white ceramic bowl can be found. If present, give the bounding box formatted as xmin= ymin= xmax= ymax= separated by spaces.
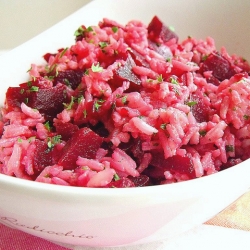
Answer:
xmin=1 ymin=0 xmax=250 ymax=248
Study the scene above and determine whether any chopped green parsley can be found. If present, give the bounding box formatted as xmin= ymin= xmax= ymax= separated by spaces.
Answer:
xmin=186 ymin=101 xmax=197 ymax=107
xmin=47 ymin=135 xmax=62 ymax=149
xmin=91 ymin=62 xmax=103 ymax=73
xmin=225 ymin=145 xmax=234 ymax=152
xmin=157 ymin=74 xmax=164 ymax=82
xmin=30 ymin=86 xmax=39 ymax=92
xmin=63 ymin=96 xmax=75 ymax=110
xmin=160 ymin=123 xmax=167 ymax=130
xmin=112 ymin=26 xmax=118 ymax=33
xmin=170 ymin=76 xmax=179 ymax=85
xmin=113 ymin=173 xmax=120 ymax=181
xmin=121 ymin=95 xmax=128 ymax=104
xmin=199 ymin=130 xmax=207 ymax=137
xmin=94 ymin=99 xmax=105 ymax=111
xmin=44 ymin=121 xmax=51 ymax=132
xmin=59 ymin=47 xmax=68 ymax=58
xmin=99 ymin=41 xmax=108 ymax=49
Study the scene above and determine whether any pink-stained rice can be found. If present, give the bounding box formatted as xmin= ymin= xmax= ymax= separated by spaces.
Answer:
xmin=1 ymin=16 xmax=250 ymax=187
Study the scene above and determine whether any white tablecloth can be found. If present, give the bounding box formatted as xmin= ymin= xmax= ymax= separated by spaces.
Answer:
xmin=1 ymin=223 xmax=250 ymax=250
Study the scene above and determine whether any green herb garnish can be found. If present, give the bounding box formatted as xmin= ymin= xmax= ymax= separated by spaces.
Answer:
xmin=74 ymin=26 xmax=84 ymax=37
xmin=47 ymin=135 xmax=62 ymax=149
xmin=63 ymin=96 xmax=75 ymax=110
xmin=160 ymin=123 xmax=167 ymax=130
xmin=168 ymin=25 xmax=175 ymax=32
xmin=94 ymin=99 xmax=105 ymax=111
xmin=44 ymin=121 xmax=51 ymax=132
xmin=77 ymin=95 xmax=84 ymax=104
xmin=243 ymin=115 xmax=250 ymax=120
xmin=99 ymin=41 xmax=108 ymax=49
xmin=17 ymin=138 xmax=23 ymax=143
xmin=59 ymin=47 xmax=68 ymax=58
xmin=157 ymin=74 xmax=164 ymax=82
xmin=113 ymin=173 xmax=120 ymax=181
xmin=121 ymin=95 xmax=128 ymax=104
xmin=199 ymin=130 xmax=207 ymax=137
xmin=226 ymin=145 xmax=234 ymax=152
xmin=30 ymin=86 xmax=39 ymax=92
xmin=91 ymin=62 xmax=103 ymax=73
xmin=87 ymin=26 xmax=94 ymax=32
xmin=112 ymin=26 xmax=118 ymax=33
xmin=202 ymin=55 xmax=208 ymax=61
xmin=186 ymin=101 xmax=197 ymax=107
xmin=83 ymin=109 xmax=87 ymax=118
xmin=27 ymin=136 xmax=36 ymax=142
xmin=170 ymin=76 xmax=179 ymax=85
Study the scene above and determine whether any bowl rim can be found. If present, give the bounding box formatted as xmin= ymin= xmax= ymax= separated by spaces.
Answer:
xmin=0 ymin=159 xmax=249 ymax=199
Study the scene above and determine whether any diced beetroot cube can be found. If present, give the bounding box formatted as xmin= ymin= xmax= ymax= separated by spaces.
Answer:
xmin=55 ymin=121 xmax=79 ymax=141
xmin=53 ymin=69 xmax=84 ymax=90
xmin=5 ymin=87 xmax=29 ymax=111
xmin=5 ymin=80 xmax=68 ymax=118
xmin=43 ymin=52 xmax=56 ymax=62
xmin=33 ymin=140 xmax=53 ymax=173
xmin=107 ymin=177 xmax=135 ymax=188
xmin=189 ymin=93 xmax=210 ymax=123
xmin=200 ymin=52 xmax=237 ymax=83
xmin=128 ymin=175 xmax=151 ymax=187
xmin=149 ymin=151 xmax=196 ymax=179
xmin=148 ymin=16 xmax=178 ymax=43
xmin=220 ymin=158 xmax=242 ymax=170
xmin=141 ymin=165 xmax=165 ymax=184
xmin=116 ymin=54 xmax=141 ymax=86
xmin=107 ymin=73 xmax=125 ymax=91
xmin=148 ymin=40 xmax=173 ymax=61
xmin=28 ymin=84 xmax=69 ymax=119
xmin=58 ymin=127 xmax=103 ymax=170
xmin=129 ymin=50 xmax=150 ymax=68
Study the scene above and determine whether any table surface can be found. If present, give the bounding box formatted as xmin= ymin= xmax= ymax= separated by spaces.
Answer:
xmin=1 ymin=222 xmax=250 ymax=250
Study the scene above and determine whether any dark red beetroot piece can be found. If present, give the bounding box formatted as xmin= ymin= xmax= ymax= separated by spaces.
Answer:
xmin=53 ymin=69 xmax=84 ymax=90
xmin=58 ymin=127 xmax=104 ymax=170
xmin=189 ymin=93 xmax=210 ymax=123
xmin=43 ymin=52 xmax=56 ymax=62
xmin=200 ymin=52 xmax=237 ymax=85
xmin=5 ymin=87 xmax=29 ymax=111
xmin=148 ymin=16 xmax=178 ymax=43
xmin=145 ymin=151 xmax=196 ymax=181
xmin=28 ymin=84 xmax=68 ymax=119
xmin=148 ymin=40 xmax=173 ymax=61
xmin=33 ymin=140 xmax=53 ymax=174
xmin=5 ymin=83 xmax=69 ymax=119
xmin=55 ymin=121 xmax=79 ymax=141
xmin=220 ymin=158 xmax=242 ymax=170
xmin=129 ymin=50 xmax=150 ymax=68
xmin=116 ymin=54 xmax=141 ymax=87
xmin=107 ymin=177 xmax=135 ymax=188
xmin=128 ymin=175 xmax=151 ymax=187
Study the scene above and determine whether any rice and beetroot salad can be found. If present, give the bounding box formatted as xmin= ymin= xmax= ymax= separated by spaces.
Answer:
xmin=1 ymin=16 xmax=250 ymax=188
